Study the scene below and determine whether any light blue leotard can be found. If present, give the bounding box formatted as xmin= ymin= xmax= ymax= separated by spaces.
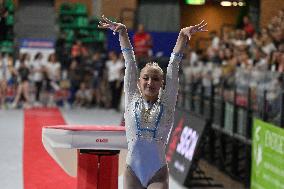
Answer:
xmin=122 ymin=48 xmax=182 ymax=187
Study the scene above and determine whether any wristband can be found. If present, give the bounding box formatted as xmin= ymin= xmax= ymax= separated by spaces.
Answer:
xmin=172 ymin=52 xmax=183 ymax=58
xmin=121 ymin=47 xmax=133 ymax=52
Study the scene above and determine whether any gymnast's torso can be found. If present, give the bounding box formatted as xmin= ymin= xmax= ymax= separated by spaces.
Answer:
xmin=123 ymin=48 xmax=182 ymax=187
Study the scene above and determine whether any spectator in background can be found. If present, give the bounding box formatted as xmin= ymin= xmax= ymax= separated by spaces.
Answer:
xmin=4 ymin=56 xmax=16 ymax=104
xmin=277 ymin=53 xmax=284 ymax=73
xmin=55 ymin=32 xmax=70 ymax=71
xmin=68 ymin=59 xmax=81 ymax=106
xmin=106 ymin=50 xmax=124 ymax=111
xmin=183 ymin=47 xmax=199 ymax=67
xmin=99 ymin=66 xmax=111 ymax=108
xmin=30 ymin=52 xmax=44 ymax=105
xmin=71 ymin=40 xmax=88 ymax=63
xmin=238 ymin=50 xmax=253 ymax=69
xmin=45 ymin=53 xmax=61 ymax=106
xmin=209 ymin=31 xmax=220 ymax=50
xmin=12 ymin=56 xmax=31 ymax=108
xmin=252 ymin=47 xmax=267 ymax=69
xmin=133 ymin=24 xmax=152 ymax=67
xmin=74 ymin=82 xmax=93 ymax=107
xmin=15 ymin=53 xmax=25 ymax=69
xmin=261 ymin=33 xmax=277 ymax=55
xmin=242 ymin=16 xmax=255 ymax=38
xmin=251 ymin=32 xmax=262 ymax=49
xmin=87 ymin=51 xmax=105 ymax=107
xmin=0 ymin=53 xmax=8 ymax=108
xmin=15 ymin=53 xmax=32 ymax=70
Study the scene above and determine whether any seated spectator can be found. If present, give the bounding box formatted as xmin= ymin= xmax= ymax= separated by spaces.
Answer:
xmin=261 ymin=33 xmax=277 ymax=55
xmin=270 ymin=45 xmax=284 ymax=71
xmin=74 ymin=82 xmax=92 ymax=107
xmin=251 ymin=32 xmax=263 ymax=48
xmin=55 ymin=80 xmax=70 ymax=108
xmin=184 ymin=47 xmax=199 ymax=66
xmin=277 ymin=53 xmax=284 ymax=73
xmin=252 ymin=47 xmax=268 ymax=70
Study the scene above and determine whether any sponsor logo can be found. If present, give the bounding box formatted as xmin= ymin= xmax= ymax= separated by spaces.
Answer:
xmin=176 ymin=126 xmax=199 ymax=161
xmin=95 ymin=138 xmax=109 ymax=143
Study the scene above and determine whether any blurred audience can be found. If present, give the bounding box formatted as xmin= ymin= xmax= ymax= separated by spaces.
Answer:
xmin=0 ymin=10 xmax=283 ymax=119
xmin=182 ymin=10 xmax=284 ymax=122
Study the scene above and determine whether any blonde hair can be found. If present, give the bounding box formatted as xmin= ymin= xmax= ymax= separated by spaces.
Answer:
xmin=140 ymin=62 xmax=164 ymax=78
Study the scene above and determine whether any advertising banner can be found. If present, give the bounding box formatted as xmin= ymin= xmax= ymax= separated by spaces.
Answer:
xmin=251 ymin=119 xmax=284 ymax=189
xmin=19 ymin=38 xmax=55 ymax=61
xmin=166 ymin=108 xmax=207 ymax=185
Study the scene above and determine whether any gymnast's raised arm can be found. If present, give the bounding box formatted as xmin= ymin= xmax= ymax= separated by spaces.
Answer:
xmin=98 ymin=15 xmax=138 ymax=105
xmin=173 ymin=20 xmax=208 ymax=61
xmin=164 ymin=20 xmax=208 ymax=107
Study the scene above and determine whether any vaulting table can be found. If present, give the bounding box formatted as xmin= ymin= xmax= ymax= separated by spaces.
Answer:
xmin=42 ymin=125 xmax=127 ymax=189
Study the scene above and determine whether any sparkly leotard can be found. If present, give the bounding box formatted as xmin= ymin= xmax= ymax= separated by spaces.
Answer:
xmin=122 ymin=48 xmax=182 ymax=187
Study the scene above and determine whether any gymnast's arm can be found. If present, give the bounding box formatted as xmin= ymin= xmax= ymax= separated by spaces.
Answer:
xmin=164 ymin=21 xmax=208 ymax=107
xmin=98 ymin=16 xmax=138 ymax=105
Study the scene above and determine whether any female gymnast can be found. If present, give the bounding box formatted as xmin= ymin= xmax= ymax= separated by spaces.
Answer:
xmin=99 ymin=15 xmax=207 ymax=189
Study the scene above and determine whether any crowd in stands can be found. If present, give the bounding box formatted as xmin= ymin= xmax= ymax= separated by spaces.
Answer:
xmin=0 ymin=47 xmax=125 ymax=110
xmin=1 ymin=3 xmax=283 ymax=117
xmin=182 ymin=10 xmax=284 ymax=122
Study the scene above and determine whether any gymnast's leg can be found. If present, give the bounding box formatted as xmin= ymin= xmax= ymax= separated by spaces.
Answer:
xmin=147 ymin=165 xmax=169 ymax=189
xmin=124 ymin=166 xmax=145 ymax=189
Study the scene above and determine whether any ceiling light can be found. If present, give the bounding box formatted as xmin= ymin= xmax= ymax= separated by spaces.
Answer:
xmin=185 ymin=0 xmax=205 ymax=5
xmin=238 ymin=2 xmax=245 ymax=6
xmin=220 ymin=1 xmax=232 ymax=6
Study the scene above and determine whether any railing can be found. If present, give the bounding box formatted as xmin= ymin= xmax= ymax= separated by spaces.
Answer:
xmin=177 ymin=71 xmax=284 ymax=187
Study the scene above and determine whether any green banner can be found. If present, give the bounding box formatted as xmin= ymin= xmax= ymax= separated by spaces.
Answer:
xmin=251 ymin=119 xmax=284 ymax=189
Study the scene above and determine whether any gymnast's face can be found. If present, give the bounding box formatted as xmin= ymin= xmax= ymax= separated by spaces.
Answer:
xmin=139 ymin=66 xmax=164 ymax=103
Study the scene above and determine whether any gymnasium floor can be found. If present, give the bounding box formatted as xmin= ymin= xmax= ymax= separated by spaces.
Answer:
xmin=0 ymin=107 xmax=245 ymax=189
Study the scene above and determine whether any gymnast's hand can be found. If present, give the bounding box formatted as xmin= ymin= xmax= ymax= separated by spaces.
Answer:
xmin=180 ymin=20 xmax=208 ymax=40
xmin=98 ymin=15 xmax=127 ymax=35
